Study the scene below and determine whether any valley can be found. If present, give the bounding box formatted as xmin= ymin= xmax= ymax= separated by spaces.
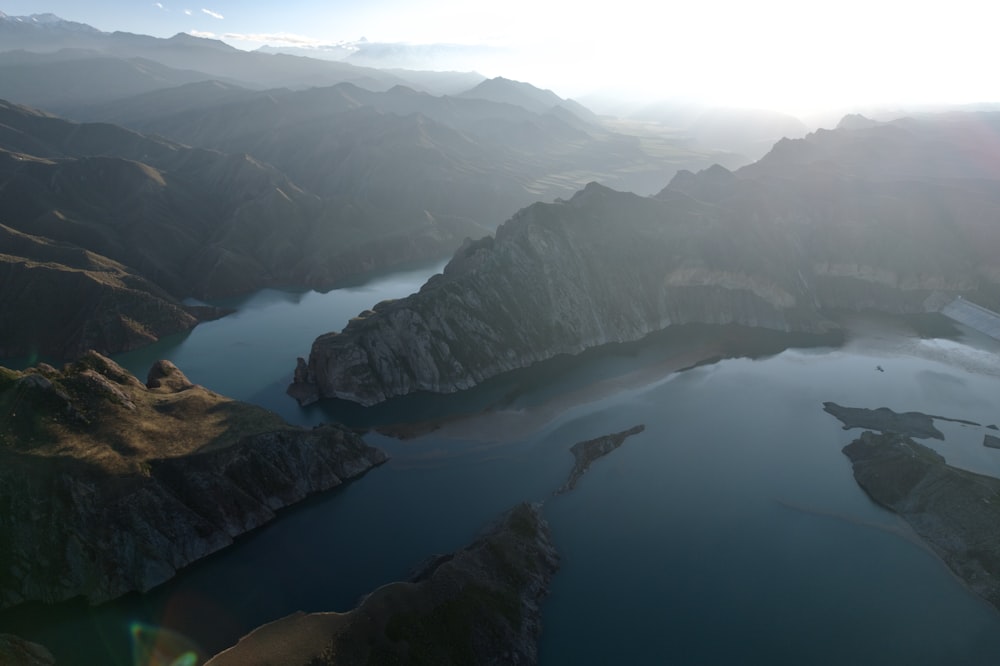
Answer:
xmin=2 ymin=8 xmax=1000 ymax=666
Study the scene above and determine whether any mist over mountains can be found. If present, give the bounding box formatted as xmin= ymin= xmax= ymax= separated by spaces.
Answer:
xmin=292 ymin=112 xmax=1000 ymax=405
xmin=0 ymin=11 xmax=748 ymax=360
xmin=2 ymin=9 xmax=997 ymax=367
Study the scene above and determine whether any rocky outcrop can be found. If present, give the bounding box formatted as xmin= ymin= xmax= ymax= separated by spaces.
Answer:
xmin=843 ymin=431 xmax=1000 ymax=611
xmin=206 ymin=502 xmax=558 ymax=666
xmin=0 ymin=353 xmax=387 ymax=610
xmin=0 ymin=634 xmax=54 ymax=666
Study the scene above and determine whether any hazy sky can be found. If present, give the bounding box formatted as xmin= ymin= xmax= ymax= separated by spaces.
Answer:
xmin=3 ymin=0 xmax=998 ymax=113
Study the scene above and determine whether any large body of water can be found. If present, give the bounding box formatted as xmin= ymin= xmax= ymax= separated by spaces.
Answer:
xmin=5 ymin=263 xmax=1000 ymax=665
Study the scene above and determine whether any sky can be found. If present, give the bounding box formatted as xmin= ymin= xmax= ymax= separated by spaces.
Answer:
xmin=2 ymin=0 xmax=999 ymax=115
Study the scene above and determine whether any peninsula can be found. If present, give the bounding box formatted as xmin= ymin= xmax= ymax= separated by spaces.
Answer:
xmin=0 ymin=353 xmax=387 ymax=609
xmin=207 ymin=502 xmax=558 ymax=666
xmin=843 ymin=431 xmax=1000 ymax=610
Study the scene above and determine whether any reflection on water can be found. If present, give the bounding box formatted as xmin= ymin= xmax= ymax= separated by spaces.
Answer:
xmin=4 ymin=272 xmax=1000 ymax=665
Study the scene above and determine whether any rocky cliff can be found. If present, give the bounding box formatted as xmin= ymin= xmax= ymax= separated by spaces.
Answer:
xmin=843 ymin=431 xmax=1000 ymax=611
xmin=206 ymin=502 xmax=558 ymax=666
xmin=292 ymin=113 xmax=1000 ymax=406
xmin=0 ymin=352 xmax=387 ymax=610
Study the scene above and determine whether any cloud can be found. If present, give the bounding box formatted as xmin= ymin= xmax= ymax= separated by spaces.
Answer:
xmin=217 ymin=31 xmax=326 ymax=46
xmin=154 ymin=1 xmax=165 ymax=9
xmin=201 ymin=8 xmax=223 ymax=19
xmin=188 ymin=30 xmax=216 ymax=38
xmin=184 ymin=8 xmax=192 ymax=15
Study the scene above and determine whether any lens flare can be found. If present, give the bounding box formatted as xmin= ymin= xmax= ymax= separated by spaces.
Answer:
xmin=130 ymin=622 xmax=204 ymax=666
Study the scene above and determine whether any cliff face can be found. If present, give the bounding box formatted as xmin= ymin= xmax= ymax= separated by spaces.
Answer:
xmin=0 ymin=353 xmax=387 ymax=610
xmin=206 ymin=502 xmax=558 ymax=666
xmin=292 ymin=114 xmax=1000 ymax=407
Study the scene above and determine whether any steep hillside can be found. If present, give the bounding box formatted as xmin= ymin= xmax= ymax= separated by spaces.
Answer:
xmin=0 ymin=352 xmax=387 ymax=609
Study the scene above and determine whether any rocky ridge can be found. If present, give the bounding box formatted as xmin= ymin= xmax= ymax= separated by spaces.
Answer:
xmin=0 ymin=353 xmax=387 ymax=609
xmin=207 ymin=502 xmax=558 ymax=666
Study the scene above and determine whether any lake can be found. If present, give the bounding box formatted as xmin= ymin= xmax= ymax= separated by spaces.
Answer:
xmin=4 ymin=263 xmax=1000 ymax=665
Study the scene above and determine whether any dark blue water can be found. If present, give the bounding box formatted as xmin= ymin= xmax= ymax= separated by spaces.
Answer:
xmin=5 ymin=264 xmax=1000 ymax=665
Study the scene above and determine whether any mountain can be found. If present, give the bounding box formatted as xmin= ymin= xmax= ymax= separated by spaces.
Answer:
xmin=72 ymin=81 xmax=724 ymax=230
xmin=0 ymin=13 xmax=411 ymax=95
xmin=0 ymin=50 xmax=239 ymax=112
xmin=0 ymin=99 xmax=484 ymax=359
xmin=289 ymin=112 xmax=1000 ymax=406
xmin=0 ymin=352 xmax=387 ymax=610
xmin=457 ymin=76 xmax=599 ymax=123
xmin=0 ymin=223 xmax=206 ymax=360
xmin=744 ymin=112 xmax=1000 ymax=181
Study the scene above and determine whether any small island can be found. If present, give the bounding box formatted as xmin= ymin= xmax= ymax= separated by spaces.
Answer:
xmin=557 ymin=424 xmax=646 ymax=494
xmin=822 ymin=402 xmax=983 ymax=439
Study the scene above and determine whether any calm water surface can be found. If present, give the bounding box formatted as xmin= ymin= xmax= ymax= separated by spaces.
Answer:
xmin=5 ymin=264 xmax=1000 ymax=665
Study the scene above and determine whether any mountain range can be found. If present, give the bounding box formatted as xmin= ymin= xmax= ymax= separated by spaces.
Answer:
xmin=0 ymin=13 xmax=741 ymax=362
xmin=289 ymin=112 xmax=1000 ymax=406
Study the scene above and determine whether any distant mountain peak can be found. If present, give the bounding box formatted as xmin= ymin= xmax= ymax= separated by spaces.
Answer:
xmin=836 ymin=113 xmax=879 ymax=130
xmin=0 ymin=11 xmax=102 ymax=33
xmin=458 ymin=76 xmax=597 ymax=123
xmin=169 ymin=32 xmax=235 ymax=50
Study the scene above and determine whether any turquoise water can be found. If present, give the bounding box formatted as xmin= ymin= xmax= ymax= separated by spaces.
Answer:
xmin=4 ymin=265 xmax=1000 ymax=665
